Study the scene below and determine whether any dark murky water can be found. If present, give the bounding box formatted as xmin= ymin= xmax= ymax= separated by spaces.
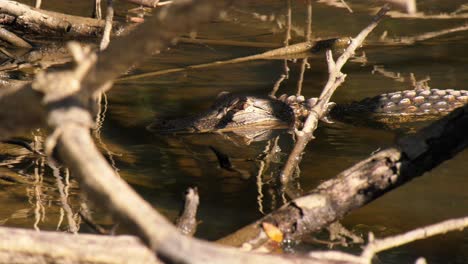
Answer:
xmin=2 ymin=1 xmax=468 ymax=263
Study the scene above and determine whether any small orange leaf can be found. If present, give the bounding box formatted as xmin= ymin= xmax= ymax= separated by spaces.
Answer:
xmin=262 ymin=222 xmax=283 ymax=243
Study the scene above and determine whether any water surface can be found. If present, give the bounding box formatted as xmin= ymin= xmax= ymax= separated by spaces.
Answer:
xmin=2 ymin=1 xmax=468 ymax=263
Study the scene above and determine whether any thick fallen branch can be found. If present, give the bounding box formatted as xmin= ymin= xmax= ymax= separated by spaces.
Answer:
xmin=393 ymin=23 xmax=468 ymax=44
xmin=118 ymin=41 xmax=315 ymax=81
xmin=219 ymin=97 xmax=468 ymax=249
xmin=0 ymin=226 xmax=160 ymax=264
xmin=0 ymin=0 xmax=108 ymax=37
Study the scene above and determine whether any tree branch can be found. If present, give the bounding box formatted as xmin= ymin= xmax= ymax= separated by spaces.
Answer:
xmin=280 ymin=4 xmax=391 ymax=184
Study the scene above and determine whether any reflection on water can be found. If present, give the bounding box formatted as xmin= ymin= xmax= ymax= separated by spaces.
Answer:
xmin=0 ymin=140 xmax=82 ymax=232
xmin=3 ymin=0 xmax=468 ymax=262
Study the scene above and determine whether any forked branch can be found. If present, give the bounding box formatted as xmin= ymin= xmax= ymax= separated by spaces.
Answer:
xmin=280 ymin=4 xmax=391 ymax=184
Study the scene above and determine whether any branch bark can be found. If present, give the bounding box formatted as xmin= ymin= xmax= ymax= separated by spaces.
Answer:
xmin=0 ymin=226 xmax=160 ymax=263
xmin=0 ymin=0 xmax=107 ymax=37
xmin=0 ymin=25 xmax=31 ymax=48
xmin=280 ymin=5 xmax=390 ymax=184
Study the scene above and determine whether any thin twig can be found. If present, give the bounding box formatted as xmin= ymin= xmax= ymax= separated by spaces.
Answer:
xmin=283 ymin=0 xmax=292 ymax=79
xmin=118 ymin=41 xmax=314 ymax=82
xmin=125 ymin=0 xmax=163 ymax=8
xmin=296 ymin=58 xmax=309 ymax=96
xmin=339 ymin=0 xmax=353 ymax=13
xmin=270 ymin=73 xmax=286 ymax=97
xmin=100 ymin=0 xmax=114 ymax=50
xmin=78 ymin=207 xmax=109 ymax=235
xmin=93 ymin=0 xmax=102 ymax=19
xmin=305 ymin=0 xmax=312 ymax=41
xmin=361 ymin=216 xmax=468 ymax=262
xmin=384 ymin=0 xmax=416 ymax=14
xmin=285 ymin=0 xmax=292 ymax=46
xmin=178 ymin=37 xmax=280 ymax=48
xmin=309 ymin=216 xmax=468 ymax=264
xmin=294 ymin=0 xmax=312 ymax=96
xmin=280 ymin=4 xmax=390 ymax=185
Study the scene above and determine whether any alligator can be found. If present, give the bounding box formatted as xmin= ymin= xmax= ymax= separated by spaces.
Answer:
xmin=147 ymin=88 xmax=468 ymax=134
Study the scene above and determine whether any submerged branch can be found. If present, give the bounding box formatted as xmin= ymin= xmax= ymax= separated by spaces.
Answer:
xmin=118 ymin=38 xmax=352 ymax=82
xmin=118 ymin=41 xmax=315 ymax=81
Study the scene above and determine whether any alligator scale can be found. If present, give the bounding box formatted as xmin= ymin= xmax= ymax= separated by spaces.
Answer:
xmin=148 ymin=88 xmax=468 ymax=133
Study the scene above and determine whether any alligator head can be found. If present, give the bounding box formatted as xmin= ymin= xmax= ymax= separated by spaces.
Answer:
xmin=147 ymin=92 xmax=307 ymax=134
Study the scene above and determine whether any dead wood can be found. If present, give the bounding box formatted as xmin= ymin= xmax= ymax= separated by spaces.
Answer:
xmin=0 ymin=1 xmax=353 ymax=263
xmin=0 ymin=0 xmax=465 ymax=263
xmin=310 ymin=216 xmax=468 ymax=264
xmin=177 ymin=37 xmax=281 ymax=49
xmin=176 ymin=187 xmax=200 ymax=236
xmin=280 ymin=5 xmax=390 ymax=184
xmin=0 ymin=226 xmax=160 ymax=264
xmin=93 ymin=0 xmax=102 ymax=19
xmin=384 ymin=0 xmax=417 ymax=14
xmin=126 ymin=0 xmax=171 ymax=8
xmin=99 ymin=0 xmax=114 ymax=51
xmin=117 ymin=38 xmax=349 ymax=82
xmin=0 ymin=0 xmax=108 ymax=38
xmin=219 ymin=96 xmax=468 ymax=249
xmin=0 ymin=25 xmax=31 ymax=48
xmin=391 ymin=23 xmax=468 ymax=45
